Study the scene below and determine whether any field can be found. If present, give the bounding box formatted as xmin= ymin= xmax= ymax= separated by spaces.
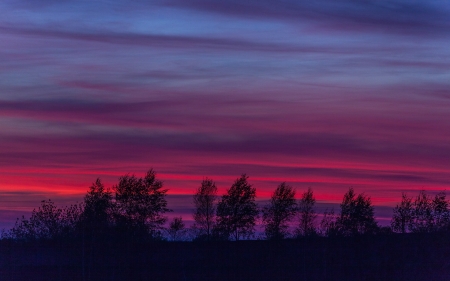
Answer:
xmin=1 ymin=233 xmax=449 ymax=281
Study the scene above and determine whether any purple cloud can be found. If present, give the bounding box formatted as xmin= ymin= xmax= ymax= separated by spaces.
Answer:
xmin=1 ymin=0 xmax=450 ymax=231
xmin=165 ymin=0 xmax=450 ymax=36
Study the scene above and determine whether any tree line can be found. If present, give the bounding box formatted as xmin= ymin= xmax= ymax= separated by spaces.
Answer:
xmin=2 ymin=169 xmax=450 ymax=241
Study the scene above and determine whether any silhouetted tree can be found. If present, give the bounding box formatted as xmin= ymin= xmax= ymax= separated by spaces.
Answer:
xmin=80 ymin=178 xmax=113 ymax=236
xmin=78 ymin=179 xmax=114 ymax=280
xmin=431 ymin=191 xmax=450 ymax=232
xmin=318 ymin=208 xmax=338 ymax=236
xmin=262 ymin=182 xmax=297 ymax=240
xmin=30 ymin=199 xmax=63 ymax=239
xmin=296 ymin=188 xmax=317 ymax=236
xmin=60 ymin=202 xmax=83 ymax=237
xmin=7 ymin=213 xmax=40 ymax=240
xmin=391 ymin=193 xmax=414 ymax=234
xmin=7 ymin=199 xmax=82 ymax=240
xmin=336 ymin=188 xmax=378 ymax=236
xmin=410 ymin=190 xmax=433 ymax=233
xmin=167 ymin=217 xmax=187 ymax=241
xmin=215 ymin=174 xmax=258 ymax=241
xmin=113 ymin=169 xmax=170 ymax=238
xmin=192 ymin=178 xmax=217 ymax=240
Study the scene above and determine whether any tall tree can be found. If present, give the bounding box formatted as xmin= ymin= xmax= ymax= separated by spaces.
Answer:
xmin=113 ymin=169 xmax=170 ymax=238
xmin=215 ymin=174 xmax=258 ymax=241
xmin=192 ymin=178 xmax=218 ymax=240
xmin=296 ymin=188 xmax=317 ymax=236
xmin=410 ymin=190 xmax=433 ymax=233
xmin=391 ymin=193 xmax=414 ymax=234
xmin=336 ymin=188 xmax=378 ymax=236
xmin=78 ymin=179 xmax=113 ymax=280
xmin=80 ymin=178 xmax=113 ymax=236
xmin=262 ymin=182 xmax=297 ymax=240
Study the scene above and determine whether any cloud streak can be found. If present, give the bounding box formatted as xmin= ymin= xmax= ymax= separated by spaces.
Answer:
xmin=1 ymin=0 xmax=450 ymax=229
xmin=166 ymin=0 xmax=450 ymax=36
xmin=1 ymin=25 xmax=414 ymax=56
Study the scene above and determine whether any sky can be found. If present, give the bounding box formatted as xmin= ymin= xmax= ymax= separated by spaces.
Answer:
xmin=1 ymin=0 xmax=450 ymax=229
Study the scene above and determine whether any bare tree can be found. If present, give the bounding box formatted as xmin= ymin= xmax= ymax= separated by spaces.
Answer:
xmin=113 ymin=169 xmax=170 ymax=238
xmin=391 ymin=193 xmax=414 ymax=234
xmin=192 ymin=178 xmax=217 ymax=240
xmin=296 ymin=188 xmax=317 ymax=236
xmin=215 ymin=174 xmax=258 ymax=241
xmin=262 ymin=182 xmax=297 ymax=240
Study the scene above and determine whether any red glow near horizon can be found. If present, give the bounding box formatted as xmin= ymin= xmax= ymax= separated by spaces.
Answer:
xmin=1 ymin=147 xmax=449 ymax=230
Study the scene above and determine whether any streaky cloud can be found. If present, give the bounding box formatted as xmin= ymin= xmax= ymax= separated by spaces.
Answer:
xmin=166 ymin=0 xmax=450 ymax=36
xmin=0 ymin=26 xmax=328 ymax=54
xmin=0 ymin=25 xmax=412 ymax=55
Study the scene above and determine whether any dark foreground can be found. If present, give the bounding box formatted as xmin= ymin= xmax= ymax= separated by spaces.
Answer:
xmin=1 ymin=233 xmax=449 ymax=281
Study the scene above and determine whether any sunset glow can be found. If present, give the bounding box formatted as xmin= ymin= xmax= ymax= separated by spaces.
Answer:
xmin=1 ymin=0 xmax=450 ymax=229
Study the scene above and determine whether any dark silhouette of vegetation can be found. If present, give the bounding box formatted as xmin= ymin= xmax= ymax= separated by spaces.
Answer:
xmin=395 ymin=190 xmax=450 ymax=233
xmin=410 ymin=190 xmax=433 ymax=233
xmin=431 ymin=191 xmax=450 ymax=232
xmin=215 ymin=174 xmax=258 ymax=241
xmin=4 ymin=199 xmax=81 ymax=240
xmin=296 ymin=187 xmax=317 ymax=237
xmin=262 ymin=182 xmax=297 ymax=240
xmin=319 ymin=208 xmax=338 ymax=236
xmin=113 ymin=169 xmax=170 ymax=239
xmin=3 ymin=173 xmax=450 ymax=242
xmin=167 ymin=217 xmax=187 ymax=241
xmin=336 ymin=188 xmax=379 ymax=236
xmin=391 ymin=192 xmax=414 ymax=233
xmin=192 ymin=178 xmax=217 ymax=240
xmin=3 ymin=172 xmax=450 ymax=280
xmin=80 ymin=178 xmax=113 ymax=237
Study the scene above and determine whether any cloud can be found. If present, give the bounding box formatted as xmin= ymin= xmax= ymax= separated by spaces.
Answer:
xmin=2 ymin=122 xmax=450 ymax=177
xmin=0 ymin=25 xmax=345 ymax=54
xmin=2 ymin=94 xmax=450 ymax=170
xmin=166 ymin=0 xmax=450 ymax=36
xmin=0 ymin=0 xmax=450 ymax=232
xmin=5 ymin=0 xmax=450 ymax=39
